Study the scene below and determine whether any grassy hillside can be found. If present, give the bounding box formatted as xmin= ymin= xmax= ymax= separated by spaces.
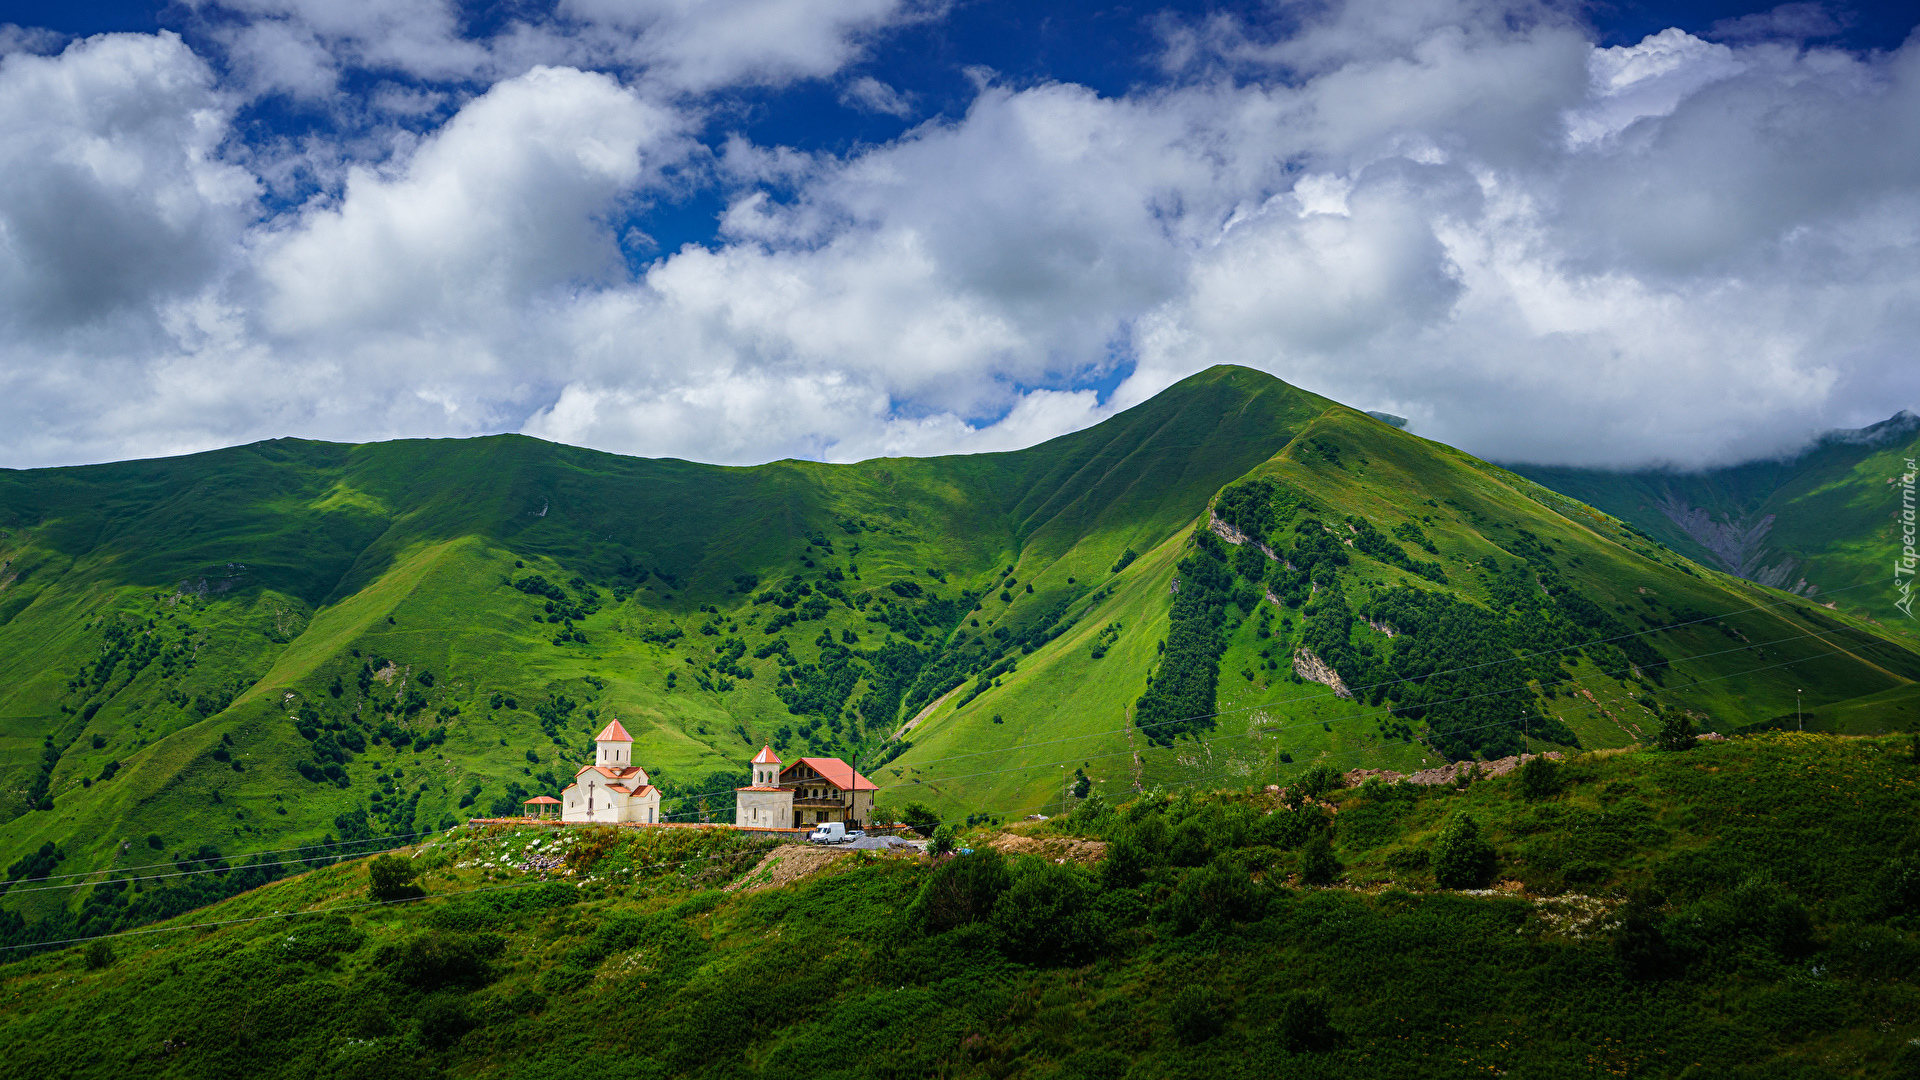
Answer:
xmin=3 ymin=732 xmax=1918 ymax=1079
xmin=1511 ymin=412 xmax=1920 ymax=633
xmin=2 ymin=366 xmax=1917 ymax=951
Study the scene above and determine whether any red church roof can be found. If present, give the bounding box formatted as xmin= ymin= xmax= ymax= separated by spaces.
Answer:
xmin=751 ymin=744 xmax=782 ymax=765
xmin=595 ymin=718 xmax=633 ymax=743
xmin=789 ymin=757 xmax=877 ymax=792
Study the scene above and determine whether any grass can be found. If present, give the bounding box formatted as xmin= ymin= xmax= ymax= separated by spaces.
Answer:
xmin=1 ymin=732 xmax=1917 ymax=1078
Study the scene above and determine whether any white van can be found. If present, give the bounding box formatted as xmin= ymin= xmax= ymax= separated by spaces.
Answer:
xmin=807 ymin=822 xmax=864 ymax=844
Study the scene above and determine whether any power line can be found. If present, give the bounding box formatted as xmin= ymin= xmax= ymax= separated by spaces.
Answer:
xmin=8 ymin=828 xmax=443 ymax=886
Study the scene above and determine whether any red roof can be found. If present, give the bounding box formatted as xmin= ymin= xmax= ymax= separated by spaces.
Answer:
xmin=788 ymin=757 xmax=877 ymax=792
xmin=523 ymin=796 xmax=561 ymax=804
xmin=576 ymin=764 xmax=648 ymax=782
xmin=595 ymin=718 xmax=633 ymax=743
xmin=751 ymin=744 xmax=782 ymax=765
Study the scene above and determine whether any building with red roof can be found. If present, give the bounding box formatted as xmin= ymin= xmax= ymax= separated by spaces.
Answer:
xmin=561 ymin=717 xmax=660 ymax=824
xmin=734 ymin=744 xmax=877 ymax=829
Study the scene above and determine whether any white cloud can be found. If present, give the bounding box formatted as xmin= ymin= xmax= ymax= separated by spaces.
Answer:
xmin=257 ymin=65 xmax=684 ymax=337
xmin=840 ymin=75 xmax=913 ymax=117
xmin=190 ymin=0 xmax=931 ymax=99
xmin=2 ymin=3 xmax=1920 ymax=474
xmin=0 ymin=32 xmax=256 ymax=332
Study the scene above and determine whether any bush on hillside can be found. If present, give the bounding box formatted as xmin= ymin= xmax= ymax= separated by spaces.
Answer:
xmin=989 ymin=860 xmax=1105 ymax=967
xmin=1517 ymin=756 xmax=1563 ymax=801
xmin=1098 ymin=836 xmax=1153 ymax=889
xmin=1276 ymin=990 xmax=1338 ymax=1053
xmin=82 ymin=940 xmax=115 ymax=970
xmin=368 ymin=855 xmax=426 ymax=903
xmin=1296 ymin=764 xmax=1344 ymax=798
xmin=416 ymin=994 xmax=477 ymax=1049
xmin=1658 ymin=712 xmax=1696 ymax=752
xmin=929 ymin=824 xmax=958 ymax=856
xmin=1168 ymin=984 xmax=1224 ymax=1044
xmin=1297 ymin=832 xmax=1340 ymax=886
xmin=1613 ymin=902 xmax=1676 ymax=981
xmin=1162 ymin=857 xmax=1263 ymax=934
xmin=1431 ymin=814 xmax=1496 ymax=889
xmin=380 ymin=931 xmax=505 ymax=992
xmin=909 ymin=849 xmax=1011 ymax=933
xmin=1876 ymin=856 xmax=1920 ymax=917
xmin=900 ymin=803 xmax=940 ymax=837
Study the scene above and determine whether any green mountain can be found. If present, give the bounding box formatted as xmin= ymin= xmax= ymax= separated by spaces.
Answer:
xmin=3 ymin=366 xmax=1917 ymax=946
xmin=1511 ymin=412 xmax=1920 ymax=633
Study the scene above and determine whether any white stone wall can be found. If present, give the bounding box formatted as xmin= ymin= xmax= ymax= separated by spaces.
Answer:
xmin=736 ymin=788 xmax=792 ymax=829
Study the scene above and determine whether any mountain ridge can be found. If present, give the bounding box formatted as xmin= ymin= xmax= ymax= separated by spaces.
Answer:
xmin=2 ymin=365 xmax=1915 ymax=951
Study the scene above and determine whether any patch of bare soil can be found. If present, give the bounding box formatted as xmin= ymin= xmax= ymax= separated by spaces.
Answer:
xmin=725 ymin=844 xmax=853 ymax=893
xmin=986 ymin=833 xmax=1108 ymax=865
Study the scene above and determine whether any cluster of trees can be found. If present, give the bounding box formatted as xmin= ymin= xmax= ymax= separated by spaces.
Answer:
xmin=1357 ymin=587 xmax=1579 ymax=760
xmin=1347 ymin=516 xmax=1446 ymax=583
xmin=1134 ymin=529 xmax=1235 ymax=745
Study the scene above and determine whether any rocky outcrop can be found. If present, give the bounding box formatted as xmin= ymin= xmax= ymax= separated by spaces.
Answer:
xmin=1208 ymin=511 xmax=1282 ymax=561
xmin=1345 ymin=751 xmax=1565 ymax=788
xmin=1293 ymin=648 xmax=1350 ymax=698
xmin=1654 ymin=494 xmax=1797 ymax=584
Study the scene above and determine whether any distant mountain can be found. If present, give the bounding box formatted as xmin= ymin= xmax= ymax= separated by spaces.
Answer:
xmin=3 ymin=367 xmax=1916 ymax=945
xmin=1510 ymin=412 xmax=1920 ymax=629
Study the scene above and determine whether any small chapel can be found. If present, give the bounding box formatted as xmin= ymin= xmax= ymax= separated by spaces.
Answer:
xmin=735 ymin=744 xmax=877 ymax=829
xmin=561 ymin=719 xmax=662 ymax=824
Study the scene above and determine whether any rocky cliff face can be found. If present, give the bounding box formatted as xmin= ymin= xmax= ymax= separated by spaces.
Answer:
xmin=1654 ymin=494 xmax=1813 ymax=593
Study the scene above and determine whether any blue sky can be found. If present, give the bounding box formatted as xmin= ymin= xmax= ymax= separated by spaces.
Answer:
xmin=0 ymin=1 xmax=1915 ymax=469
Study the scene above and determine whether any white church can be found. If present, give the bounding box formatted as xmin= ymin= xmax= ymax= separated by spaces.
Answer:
xmin=560 ymin=719 xmax=662 ymax=824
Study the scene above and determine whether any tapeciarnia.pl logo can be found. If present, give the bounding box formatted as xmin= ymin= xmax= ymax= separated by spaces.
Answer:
xmin=1898 ymin=456 xmax=1917 ymax=618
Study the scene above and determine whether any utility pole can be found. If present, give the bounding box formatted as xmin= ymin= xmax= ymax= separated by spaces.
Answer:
xmin=1797 ymin=689 xmax=1803 ymax=732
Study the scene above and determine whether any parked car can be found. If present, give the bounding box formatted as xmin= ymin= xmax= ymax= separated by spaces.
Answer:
xmin=807 ymin=822 xmax=865 ymax=844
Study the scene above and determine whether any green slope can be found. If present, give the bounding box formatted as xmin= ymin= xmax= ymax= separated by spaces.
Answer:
xmin=2 ymin=366 xmax=1917 ymax=946
xmin=1510 ymin=412 xmax=1920 ymax=634
xmin=4 ymin=732 xmax=1919 ymax=1079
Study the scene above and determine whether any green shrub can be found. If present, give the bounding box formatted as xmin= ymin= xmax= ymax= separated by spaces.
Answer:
xmin=1517 ymin=756 xmax=1563 ymax=801
xmin=1297 ymin=831 xmax=1340 ymax=886
xmin=416 ymin=994 xmax=476 ymax=1049
xmin=989 ymin=860 xmax=1105 ymax=966
xmin=1257 ymin=806 xmax=1326 ymax=850
xmin=380 ymin=931 xmax=506 ymax=991
xmin=1167 ymin=983 xmax=1223 ymax=1044
xmin=1163 ymin=857 xmax=1263 ymax=934
xmin=1432 ymin=814 xmax=1496 ymax=889
xmin=1099 ymin=836 xmax=1154 ymax=889
xmin=82 ymin=939 xmax=115 ymax=970
xmin=368 ymin=854 xmax=426 ymax=903
xmin=929 ymin=824 xmax=957 ymax=856
xmin=1276 ymin=990 xmax=1338 ymax=1053
xmin=1168 ymin=817 xmax=1215 ymax=867
xmin=1131 ymin=812 xmax=1171 ymax=856
xmin=1613 ymin=902 xmax=1675 ymax=980
xmin=1296 ymin=764 xmax=1344 ymax=797
xmin=908 ymin=850 xmax=1011 ymax=933
xmin=1877 ymin=856 xmax=1920 ymax=917
xmin=1658 ymin=712 xmax=1696 ymax=752
xmin=900 ymin=802 xmax=940 ymax=837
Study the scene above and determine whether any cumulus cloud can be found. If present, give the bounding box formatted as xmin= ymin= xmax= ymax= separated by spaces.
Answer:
xmin=0 ymin=2 xmax=1917 ymax=472
xmin=0 ymin=33 xmax=256 ymax=332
